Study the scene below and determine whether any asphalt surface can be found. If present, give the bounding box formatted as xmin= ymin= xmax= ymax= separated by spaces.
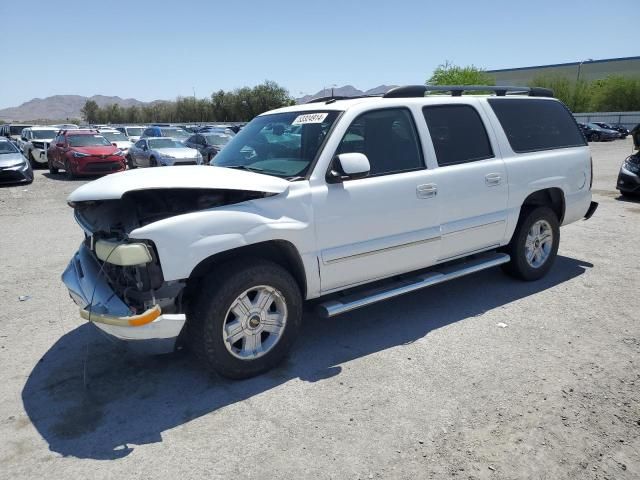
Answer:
xmin=1 ymin=139 xmax=638 ymax=479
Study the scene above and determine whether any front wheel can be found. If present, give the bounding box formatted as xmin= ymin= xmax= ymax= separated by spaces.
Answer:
xmin=126 ymin=155 xmax=136 ymax=169
xmin=502 ymin=206 xmax=560 ymax=281
xmin=188 ymin=258 xmax=302 ymax=379
xmin=48 ymin=157 xmax=59 ymax=174
xmin=592 ymin=133 xmax=601 ymax=142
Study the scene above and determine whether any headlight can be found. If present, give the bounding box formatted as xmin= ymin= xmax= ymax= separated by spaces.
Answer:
xmin=623 ymin=159 xmax=640 ymax=174
xmin=161 ymin=154 xmax=175 ymax=159
xmin=73 ymin=151 xmax=90 ymax=158
xmin=112 ymin=149 xmax=125 ymax=157
xmin=95 ymin=240 xmax=152 ymax=266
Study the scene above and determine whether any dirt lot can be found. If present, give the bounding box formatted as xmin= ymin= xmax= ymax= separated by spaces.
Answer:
xmin=0 ymin=139 xmax=638 ymax=480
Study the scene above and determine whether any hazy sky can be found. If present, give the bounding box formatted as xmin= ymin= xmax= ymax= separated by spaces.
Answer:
xmin=0 ymin=0 xmax=637 ymax=109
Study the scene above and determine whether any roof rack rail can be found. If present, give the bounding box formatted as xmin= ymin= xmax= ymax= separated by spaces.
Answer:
xmin=382 ymin=85 xmax=554 ymax=98
xmin=305 ymin=94 xmax=383 ymax=104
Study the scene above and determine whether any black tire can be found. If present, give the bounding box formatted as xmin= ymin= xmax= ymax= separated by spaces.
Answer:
xmin=592 ymin=133 xmax=601 ymax=142
xmin=28 ymin=150 xmax=39 ymax=169
xmin=187 ymin=258 xmax=302 ymax=379
xmin=150 ymin=156 xmax=158 ymax=167
xmin=126 ymin=155 xmax=136 ymax=169
xmin=64 ymin=159 xmax=75 ymax=180
xmin=501 ymin=206 xmax=560 ymax=281
xmin=48 ymin=157 xmax=59 ymax=174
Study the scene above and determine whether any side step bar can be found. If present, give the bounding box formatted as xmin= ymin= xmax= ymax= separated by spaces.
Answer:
xmin=317 ymin=252 xmax=510 ymax=318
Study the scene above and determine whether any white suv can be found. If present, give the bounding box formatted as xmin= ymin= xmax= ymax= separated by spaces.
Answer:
xmin=19 ymin=126 xmax=59 ymax=167
xmin=62 ymin=85 xmax=598 ymax=378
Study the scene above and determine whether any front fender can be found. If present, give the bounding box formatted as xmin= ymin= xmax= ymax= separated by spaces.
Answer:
xmin=128 ymin=185 xmax=319 ymax=295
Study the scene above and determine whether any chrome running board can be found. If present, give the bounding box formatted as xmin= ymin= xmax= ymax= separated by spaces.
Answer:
xmin=317 ymin=252 xmax=510 ymax=318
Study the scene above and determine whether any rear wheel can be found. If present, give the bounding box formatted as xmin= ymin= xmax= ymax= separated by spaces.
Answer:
xmin=502 ymin=206 xmax=560 ymax=281
xmin=188 ymin=258 xmax=302 ymax=379
xmin=592 ymin=133 xmax=601 ymax=142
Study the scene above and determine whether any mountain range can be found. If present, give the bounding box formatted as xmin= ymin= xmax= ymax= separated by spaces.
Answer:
xmin=0 ymin=85 xmax=398 ymax=122
xmin=0 ymin=95 xmax=151 ymax=122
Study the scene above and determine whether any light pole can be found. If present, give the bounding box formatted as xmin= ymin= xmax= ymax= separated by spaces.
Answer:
xmin=573 ymin=58 xmax=593 ymax=111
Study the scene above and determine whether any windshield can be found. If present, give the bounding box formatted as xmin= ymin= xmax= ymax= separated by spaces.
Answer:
xmin=10 ymin=125 xmax=31 ymax=135
xmin=68 ymin=134 xmax=112 ymax=147
xmin=101 ymin=131 xmax=128 ymax=142
xmin=0 ymin=141 xmax=19 ymax=154
xmin=149 ymin=138 xmax=186 ymax=149
xmin=204 ymin=133 xmax=232 ymax=146
xmin=32 ymin=130 xmax=57 ymax=139
xmin=160 ymin=128 xmax=189 ymax=139
xmin=125 ymin=127 xmax=144 ymax=136
xmin=212 ymin=111 xmax=340 ymax=178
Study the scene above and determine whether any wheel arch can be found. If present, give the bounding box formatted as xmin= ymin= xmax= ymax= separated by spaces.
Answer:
xmin=520 ymin=187 xmax=565 ymax=224
xmin=185 ymin=240 xmax=308 ymax=300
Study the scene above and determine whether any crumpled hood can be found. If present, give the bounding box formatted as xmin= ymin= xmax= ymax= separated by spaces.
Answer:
xmin=67 ymin=165 xmax=290 ymax=202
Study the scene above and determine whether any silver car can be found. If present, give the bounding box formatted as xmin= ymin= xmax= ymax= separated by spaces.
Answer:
xmin=127 ymin=137 xmax=203 ymax=168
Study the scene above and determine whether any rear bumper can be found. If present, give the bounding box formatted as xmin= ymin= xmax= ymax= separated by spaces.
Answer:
xmin=61 ymin=243 xmax=185 ymax=354
xmin=584 ymin=201 xmax=598 ymax=220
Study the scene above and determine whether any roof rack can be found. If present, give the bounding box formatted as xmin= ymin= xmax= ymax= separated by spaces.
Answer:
xmin=383 ymin=85 xmax=554 ymax=98
xmin=305 ymin=94 xmax=383 ymax=104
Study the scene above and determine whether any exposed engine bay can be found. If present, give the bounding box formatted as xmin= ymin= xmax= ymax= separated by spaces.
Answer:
xmin=72 ymin=188 xmax=272 ymax=314
xmin=73 ymin=187 xmax=273 ymax=238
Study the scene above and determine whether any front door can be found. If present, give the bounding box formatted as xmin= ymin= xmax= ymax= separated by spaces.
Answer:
xmin=313 ymin=107 xmax=441 ymax=293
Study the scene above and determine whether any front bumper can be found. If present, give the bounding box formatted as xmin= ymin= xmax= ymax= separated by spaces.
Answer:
xmin=617 ymin=167 xmax=640 ymax=193
xmin=0 ymin=162 xmax=33 ymax=184
xmin=61 ymin=243 xmax=185 ymax=354
xmin=32 ymin=148 xmax=49 ymax=164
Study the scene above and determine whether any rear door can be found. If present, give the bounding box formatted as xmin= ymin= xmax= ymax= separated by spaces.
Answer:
xmin=420 ymin=103 xmax=508 ymax=261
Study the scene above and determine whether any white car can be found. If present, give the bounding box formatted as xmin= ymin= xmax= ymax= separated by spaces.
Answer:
xmin=115 ymin=125 xmax=145 ymax=143
xmin=19 ymin=126 xmax=59 ymax=167
xmin=98 ymin=129 xmax=133 ymax=154
xmin=62 ymin=85 xmax=598 ymax=379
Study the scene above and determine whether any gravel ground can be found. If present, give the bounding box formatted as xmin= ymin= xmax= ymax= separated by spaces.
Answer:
xmin=0 ymin=139 xmax=638 ymax=479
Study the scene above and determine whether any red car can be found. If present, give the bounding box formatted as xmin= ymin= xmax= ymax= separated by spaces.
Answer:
xmin=47 ymin=130 xmax=126 ymax=178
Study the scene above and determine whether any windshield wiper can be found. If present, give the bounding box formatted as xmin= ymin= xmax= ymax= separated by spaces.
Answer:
xmin=224 ymin=164 xmax=266 ymax=173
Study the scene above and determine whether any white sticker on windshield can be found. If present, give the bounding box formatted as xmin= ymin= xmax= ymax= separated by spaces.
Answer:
xmin=292 ymin=113 xmax=328 ymax=125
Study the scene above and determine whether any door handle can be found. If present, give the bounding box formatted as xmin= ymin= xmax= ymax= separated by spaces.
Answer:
xmin=416 ymin=183 xmax=437 ymax=199
xmin=485 ymin=173 xmax=502 ymax=186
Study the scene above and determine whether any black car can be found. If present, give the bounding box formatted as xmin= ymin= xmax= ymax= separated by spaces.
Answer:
xmin=617 ymin=154 xmax=640 ymax=196
xmin=0 ymin=138 xmax=33 ymax=185
xmin=184 ymin=131 xmax=233 ymax=163
xmin=577 ymin=122 xmax=620 ymax=142
xmin=593 ymin=122 xmax=629 ymax=139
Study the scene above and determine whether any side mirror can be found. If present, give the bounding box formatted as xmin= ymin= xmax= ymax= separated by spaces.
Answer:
xmin=328 ymin=153 xmax=370 ymax=183
xmin=142 ymin=145 xmax=148 ymax=151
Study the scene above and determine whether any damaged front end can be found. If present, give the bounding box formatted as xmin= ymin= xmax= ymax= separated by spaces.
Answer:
xmin=62 ymin=187 xmax=275 ymax=353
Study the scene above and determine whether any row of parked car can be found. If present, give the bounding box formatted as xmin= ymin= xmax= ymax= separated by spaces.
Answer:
xmin=577 ymin=122 xmax=631 ymax=142
xmin=0 ymin=122 xmax=243 ymax=182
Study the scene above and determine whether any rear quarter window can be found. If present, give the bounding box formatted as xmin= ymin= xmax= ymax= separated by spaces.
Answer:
xmin=488 ymin=98 xmax=586 ymax=153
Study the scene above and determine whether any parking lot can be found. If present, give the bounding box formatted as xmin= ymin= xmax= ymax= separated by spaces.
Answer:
xmin=0 ymin=138 xmax=638 ymax=479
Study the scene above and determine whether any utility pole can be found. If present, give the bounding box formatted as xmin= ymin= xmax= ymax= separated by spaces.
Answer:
xmin=573 ymin=58 xmax=593 ymax=112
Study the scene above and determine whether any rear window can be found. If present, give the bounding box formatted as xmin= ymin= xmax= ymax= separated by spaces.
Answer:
xmin=488 ymin=99 xmax=586 ymax=153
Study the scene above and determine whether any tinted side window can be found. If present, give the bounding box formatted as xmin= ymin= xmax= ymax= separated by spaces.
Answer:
xmin=488 ymin=98 xmax=586 ymax=153
xmin=423 ymin=105 xmax=494 ymax=166
xmin=336 ymin=108 xmax=423 ymax=176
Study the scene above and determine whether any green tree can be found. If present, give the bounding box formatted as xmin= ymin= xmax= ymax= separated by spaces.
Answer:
xmin=590 ymin=75 xmax=640 ymax=112
xmin=427 ymin=61 xmax=495 ymax=86
xmin=81 ymin=100 xmax=99 ymax=123
xmin=529 ymin=74 xmax=591 ymax=112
